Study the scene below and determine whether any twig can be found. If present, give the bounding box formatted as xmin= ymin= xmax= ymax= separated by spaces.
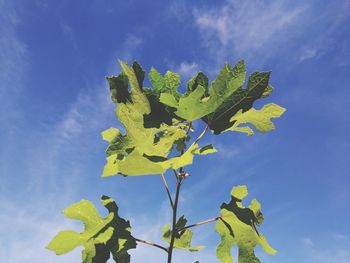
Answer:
xmin=167 ymin=179 xmax=182 ymax=263
xmin=160 ymin=173 xmax=174 ymax=209
xmin=188 ymin=124 xmax=209 ymax=151
xmin=134 ymin=238 xmax=168 ymax=253
xmin=172 ymin=169 xmax=179 ymax=182
xmin=178 ymin=216 xmax=223 ymax=232
xmin=185 ymin=122 xmax=192 ymax=136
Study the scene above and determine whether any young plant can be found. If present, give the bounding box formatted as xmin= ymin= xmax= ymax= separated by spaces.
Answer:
xmin=47 ymin=59 xmax=285 ymax=263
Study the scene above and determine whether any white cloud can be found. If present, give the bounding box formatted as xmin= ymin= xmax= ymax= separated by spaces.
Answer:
xmin=302 ymin=237 xmax=314 ymax=247
xmin=298 ymin=47 xmax=321 ymax=62
xmin=193 ymin=0 xmax=350 ymax=66
xmin=194 ymin=0 xmax=305 ymax=60
xmin=301 ymin=236 xmax=350 ymax=263
xmin=57 ymin=88 xmax=114 ymax=139
xmin=176 ymin=61 xmax=200 ymax=79
xmin=0 ymin=0 xmax=28 ymax=180
xmin=333 ymin=233 xmax=349 ymax=241
xmin=115 ymin=34 xmax=143 ymax=63
xmin=60 ymin=22 xmax=78 ymax=50
xmin=214 ymin=141 xmax=241 ymax=159
xmin=0 ymin=21 xmax=146 ymax=263
xmin=0 ymin=199 xmax=81 ymax=263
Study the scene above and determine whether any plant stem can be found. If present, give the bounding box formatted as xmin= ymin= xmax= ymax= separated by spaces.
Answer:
xmin=134 ymin=238 xmax=168 ymax=253
xmin=172 ymin=169 xmax=179 ymax=181
xmin=160 ymin=173 xmax=174 ymax=209
xmin=167 ymin=124 xmax=209 ymax=262
xmin=167 ymin=178 xmax=182 ymax=263
xmin=188 ymin=124 xmax=209 ymax=150
xmin=178 ymin=216 xmax=223 ymax=232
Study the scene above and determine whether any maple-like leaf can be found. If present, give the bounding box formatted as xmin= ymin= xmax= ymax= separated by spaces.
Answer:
xmin=102 ymin=61 xmax=215 ymax=177
xmin=224 ymin=103 xmax=286 ymax=136
xmin=157 ymin=60 xmax=285 ymax=135
xmin=159 ymin=61 xmax=246 ymax=122
xmin=162 ymin=215 xmax=205 ymax=252
xmin=47 ymin=196 xmax=136 ymax=263
xmin=203 ymin=69 xmax=276 ymax=134
xmin=215 ymin=185 xmax=276 ymax=263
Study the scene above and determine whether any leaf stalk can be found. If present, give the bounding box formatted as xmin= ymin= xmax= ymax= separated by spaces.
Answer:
xmin=160 ymin=173 xmax=174 ymax=209
xmin=134 ymin=238 xmax=168 ymax=253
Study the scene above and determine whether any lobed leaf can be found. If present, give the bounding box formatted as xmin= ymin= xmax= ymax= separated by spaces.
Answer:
xmin=215 ymin=185 xmax=276 ymax=263
xmin=160 ymin=60 xmax=246 ymax=122
xmin=103 ymin=61 xmax=215 ymax=177
xmin=47 ymin=196 xmax=136 ymax=263
xmin=162 ymin=216 xmax=205 ymax=252
xmin=224 ymin=103 xmax=286 ymax=136
xmin=203 ymin=70 xmax=276 ymax=134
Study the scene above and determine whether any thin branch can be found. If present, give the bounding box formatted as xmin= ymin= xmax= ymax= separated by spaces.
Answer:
xmin=187 ymin=124 xmax=209 ymax=151
xmin=167 ymin=180 xmax=182 ymax=263
xmin=160 ymin=173 xmax=174 ymax=209
xmin=178 ymin=216 xmax=223 ymax=232
xmin=172 ymin=169 xmax=179 ymax=182
xmin=134 ymin=238 xmax=168 ymax=253
xmin=193 ymin=124 xmax=209 ymax=145
xmin=185 ymin=122 xmax=192 ymax=136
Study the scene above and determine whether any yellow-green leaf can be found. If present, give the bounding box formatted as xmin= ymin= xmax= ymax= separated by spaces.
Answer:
xmin=47 ymin=196 xmax=136 ymax=263
xmin=216 ymin=185 xmax=276 ymax=263
xmin=226 ymin=103 xmax=286 ymax=136
xmin=101 ymin=128 xmax=120 ymax=143
xmin=162 ymin=216 xmax=205 ymax=252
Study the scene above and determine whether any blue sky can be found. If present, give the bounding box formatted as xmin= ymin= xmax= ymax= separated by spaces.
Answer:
xmin=1 ymin=0 xmax=350 ymax=262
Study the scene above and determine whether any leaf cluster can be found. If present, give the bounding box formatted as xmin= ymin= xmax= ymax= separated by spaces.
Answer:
xmin=47 ymin=59 xmax=285 ymax=263
xmin=101 ymin=60 xmax=285 ymax=177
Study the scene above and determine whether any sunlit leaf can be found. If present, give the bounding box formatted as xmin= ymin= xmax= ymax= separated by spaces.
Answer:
xmin=225 ymin=103 xmax=286 ymax=136
xmin=160 ymin=61 xmax=246 ymax=122
xmin=162 ymin=216 xmax=205 ymax=252
xmin=215 ymin=185 xmax=276 ymax=263
xmin=103 ymin=61 xmax=215 ymax=176
xmin=47 ymin=196 xmax=136 ymax=263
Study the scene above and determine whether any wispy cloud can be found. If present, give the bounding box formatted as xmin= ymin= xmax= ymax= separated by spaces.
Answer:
xmin=0 ymin=0 xmax=28 ymax=186
xmin=175 ymin=61 xmax=200 ymax=79
xmin=0 ymin=22 xmax=145 ymax=262
xmin=0 ymin=199 xmax=81 ymax=263
xmin=194 ymin=0 xmax=305 ymax=63
xmin=193 ymin=0 xmax=350 ymax=67
xmin=301 ymin=236 xmax=350 ymax=263
xmin=114 ymin=34 xmax=143 ymax=63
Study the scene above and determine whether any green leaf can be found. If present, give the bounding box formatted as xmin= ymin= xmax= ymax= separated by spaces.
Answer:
xmin=162 ymin=216 xmax=205 ymax=252
xmin=119 ymin=60 xmax=150 ymax=115
xmin=107 ymin=73 xmax=130 ymax=104
xmin=103 ymin=61 xmax=216 ymax=176
xmin=47 ymin=196 xmax=136 ymax=263
xmin=186 ymin=72 xmax=208 ymax=93
xmin=160 ymin=60 xmax=246 ymax=121
xmin=159 ymin=93 xmax=179 ymax=108
xmin=149 ymin=67 xmax=181 ymax=97
xmin=225 ymin=103 xmax=286 ymax=136
xmin=142 ymin=89 xmax=174 ymax=128
xmin=103 ymin=141 xmax=215 ymax=176
xmin=204 ymin=69 xmax=274 ymax=134
xmin=102 ymin=61 xmax=187 ymax=176
xmin=149 ymin=67 xmax=165 ymax=92
xmin=46 ymin=231 xmax=84 ymax=255
xmin=193 ymin=144 xmax=217 ymax=155
xmin=101 ymin=128 xmax=121 ymax=143
xmin=261 ymin=84 xmax=273 ymax=98
xmin=164 ymin=71 xmax=181 ymax=94
xmin=215 ymin=185 xmax=276 ymax=263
